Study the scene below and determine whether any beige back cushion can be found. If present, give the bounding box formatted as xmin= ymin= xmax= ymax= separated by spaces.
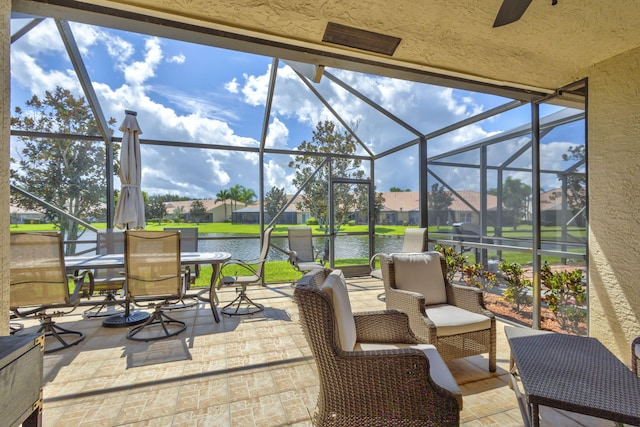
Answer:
xmin=321 ymin=269 xmax=357 ymax=351
xmin=393 ymin=252 xmax=447 ymax=305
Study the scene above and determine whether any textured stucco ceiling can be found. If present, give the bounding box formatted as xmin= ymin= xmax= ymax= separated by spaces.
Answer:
xmin=16 ymin=0 xmax=640 ymax=98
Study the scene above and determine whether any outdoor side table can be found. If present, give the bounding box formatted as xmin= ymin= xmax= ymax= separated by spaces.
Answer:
xmin=505 ymin=326 xmax=640 ymax=427
xmin=0 ymin=333 xmax=44 ymax=427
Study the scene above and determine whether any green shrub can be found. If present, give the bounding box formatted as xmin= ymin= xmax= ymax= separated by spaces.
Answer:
xmin=541 ymin=261 xmax=586 ymax=333
xmin=461 ymin=262 xmax=498 ymax=291
xmin=434 ymin=244 xmax=466 ymax=282
xmin=306 ymin=217 xmax=319 ymax=225
xmin=498 ymin=261 xmax=532 ymax=312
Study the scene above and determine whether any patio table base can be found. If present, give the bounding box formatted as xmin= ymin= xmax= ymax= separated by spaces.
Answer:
xmin=102 ymin=311 xmax=150 ymax=328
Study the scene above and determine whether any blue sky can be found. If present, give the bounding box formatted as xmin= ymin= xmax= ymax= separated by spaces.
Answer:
xmin=9 ymin=18 xmax=585 ymax=199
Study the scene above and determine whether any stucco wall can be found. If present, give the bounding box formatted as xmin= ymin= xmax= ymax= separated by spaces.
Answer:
xmin=587 ymin=45 xmax=640 ymax=363
xmin=0 ymin=0 xmax=9 ymax=336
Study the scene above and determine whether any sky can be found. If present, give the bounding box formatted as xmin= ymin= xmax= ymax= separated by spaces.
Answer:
xmin=9 ymin=17 xmax=586 ymax=200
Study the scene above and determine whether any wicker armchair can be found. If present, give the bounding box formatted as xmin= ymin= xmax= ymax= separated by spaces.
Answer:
xmin=380 ymin=252 xmax=496 ymax=372
xmin=294 ymin=268 xmax=461 ymax=427
xmin=633 ymin=336 xmax=640 ymax=377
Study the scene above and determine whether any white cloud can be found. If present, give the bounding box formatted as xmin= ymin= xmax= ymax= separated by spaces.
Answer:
xmin=224 ymin=78 xmax=239 ymax=93
xmin=167 ymin=54 xmax=186 ymax=64
xmin=120 ymin=37 xmax=162 ymax=86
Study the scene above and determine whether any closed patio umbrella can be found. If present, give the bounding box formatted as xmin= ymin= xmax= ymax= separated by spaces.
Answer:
xmin=105 ymin=110 xmax=150 ymax=328
xmin=114 ymin=110 xmax=145 ymax=230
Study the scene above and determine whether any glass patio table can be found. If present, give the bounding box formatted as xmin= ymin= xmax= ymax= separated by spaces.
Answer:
xmin=65 ymin=251 xmax=231 ymax=324
xmin=505 ymin=326 xmax=640 ymax=427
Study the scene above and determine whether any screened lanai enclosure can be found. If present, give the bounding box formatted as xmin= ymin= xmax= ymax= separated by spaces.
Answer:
xmin=9 ymin=7 xmax=586 ymax=330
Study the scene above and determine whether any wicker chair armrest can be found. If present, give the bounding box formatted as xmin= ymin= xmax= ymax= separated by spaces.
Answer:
xmin=448 ymin=283 xmax=495 ymax=318
xmin=331 ymin=349 xmax=460 ymax=423
xmin=353 ymin=310 xmax=419 ymax=343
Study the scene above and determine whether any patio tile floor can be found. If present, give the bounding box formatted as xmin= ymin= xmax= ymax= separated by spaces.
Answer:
xmin=14 ymin=276 xmax=625 ymax=426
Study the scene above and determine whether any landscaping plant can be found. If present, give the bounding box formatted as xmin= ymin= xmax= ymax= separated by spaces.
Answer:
xmin=540 ymin=261 xmax=586 ymax=333
xmin=434 ymin=244 xmax=467 ymax=282
xmin=498 ymin=261 xmax=532 ymax=313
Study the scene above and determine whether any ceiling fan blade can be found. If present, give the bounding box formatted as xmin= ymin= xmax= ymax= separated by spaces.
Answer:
xmin=493 ymin=0 xmax=533 ymax=27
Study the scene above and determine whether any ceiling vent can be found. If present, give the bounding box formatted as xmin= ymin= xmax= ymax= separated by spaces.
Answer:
xmin=322 ymin=22 xmax=401 ymax=56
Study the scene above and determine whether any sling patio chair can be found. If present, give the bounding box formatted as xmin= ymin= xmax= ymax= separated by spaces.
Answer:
xmin=218 ymin=227 xmax=273 ymax=316
xmin=81 ymin=228 xmax=127 ymax=318
xmin=164 ymin=227 xmax=200 ymax=285
xmin=124 ymin=230 xmax=190 ymax=341
xmin=10 ymin=232 xmax=88 ymax=353
xmin=163 ymin=227 xmax=200 ymax=309
xmin=369 ymin=227 xmax=428 ymax=280
xmin=294 ymin=267 xmax=461 ymax=426
xmin=287 ymin=226 xmax=326 ymax=273
xmin=380 ymin=251 xmax=496 ymax=372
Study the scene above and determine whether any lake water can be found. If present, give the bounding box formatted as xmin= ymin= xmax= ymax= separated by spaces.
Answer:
xmin=198 ymin=233 xmax=407 ymax=261
xmin=70 ymin=231 xmax=407 ymax=261
xmin=69 ymin=230 xmax=584 ymax=261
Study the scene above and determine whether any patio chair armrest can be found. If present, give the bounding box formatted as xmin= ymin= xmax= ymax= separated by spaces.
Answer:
xmin=332 ymin=349 xmax=460 ymax=421
xmin=219 ymin=259 xmax=258 ymax=289
xmin=68 ymin=270 xmax=94 ymax=303
xmin=448 ymin=283 xmax=494 ymax=318
xmin=353 ymin=310 xmax=419 ymax=343
xmin=369 ymin=252 xmax=385 ymax=270
xmin=288 ymin=250 xmax=299 ymax=265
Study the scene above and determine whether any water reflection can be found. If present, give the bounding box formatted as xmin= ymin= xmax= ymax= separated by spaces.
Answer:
xmin=198 ymin=233 xmax=407 ymax=261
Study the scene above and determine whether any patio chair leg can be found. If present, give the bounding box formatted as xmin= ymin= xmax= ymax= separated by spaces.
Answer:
xmin=221 ymin=286 xmax=264 ymax=316
xmin=83 ymin=291 xmax=128 ymax=318
xmin=126 ymin=306 xmax=186 ymax=341
xmin=37 ymin=317 xmax=85 ymax=354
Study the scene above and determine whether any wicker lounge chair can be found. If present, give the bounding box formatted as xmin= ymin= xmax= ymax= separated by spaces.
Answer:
xmin=369 ymin=227 xmax=427 ymax=280
xmin=380 ymin=251 xmax=496 ymax=372
xmin=218 ymin=227 xmax=273 ymax=316
xmin=294 ymin=268 xmax=462 ymax=426
xmin=287 ymin=226 xmax=326 ymax=273
xmin=10 ymin=232 xmax=87 ymax=353
xmin=124 ymin=230 xmax=189 ymax=341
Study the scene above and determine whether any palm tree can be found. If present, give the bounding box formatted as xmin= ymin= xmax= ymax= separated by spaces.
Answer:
xmin=229 ymin=184 xmax=243 ymax=213
xmin=240 ymin=187 xmax=257 ymax=206
xmin=215 ymin=189 xmax=230 ymax=220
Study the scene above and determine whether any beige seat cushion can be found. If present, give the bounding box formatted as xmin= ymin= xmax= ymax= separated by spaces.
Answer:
xmin=425 ymin=304 xmax=491 ymax=337
xmin=393 ymin=252 xmax=447 ymax=305
xmin=354 ymin=342 xmax=462 ymax=409
xmin=321 ymin=270 xmax=357 ymax=351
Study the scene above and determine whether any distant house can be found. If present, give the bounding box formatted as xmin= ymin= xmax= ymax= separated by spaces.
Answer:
xmin=9 ymin=204 xmax=46 ymax=224
xmin=376 ymin=190 xmax=499 ymax=226
xmin=164 ymin=199 xmax=226 ymax=223
xmin=232 ymin=195 xmax=308 ymax=224
xmin=540 ymin=188 xmax=586 ymax=227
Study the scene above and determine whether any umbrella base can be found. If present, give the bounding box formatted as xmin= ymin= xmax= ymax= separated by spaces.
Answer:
xmin=102 ymin=311 xmax=150 ymax=328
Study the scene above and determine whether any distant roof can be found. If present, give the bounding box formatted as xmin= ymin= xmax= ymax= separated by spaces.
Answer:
xmin=379 ymin=190 xmax=498 ymax=213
